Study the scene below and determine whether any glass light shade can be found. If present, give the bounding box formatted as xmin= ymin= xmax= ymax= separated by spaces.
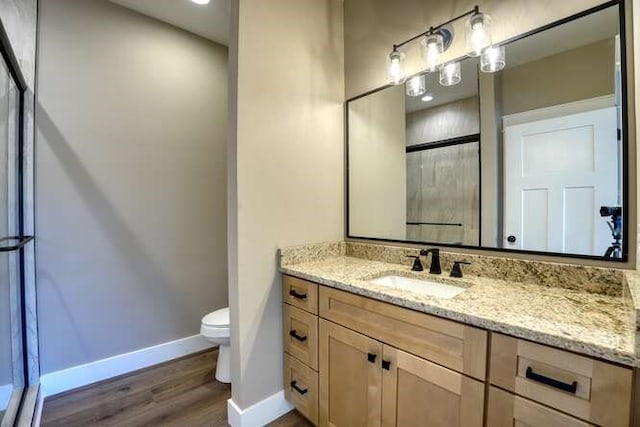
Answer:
xmin=439 ymin=62 xmax=461 ymax=86
xmin=422 ymin=33 xmax=444 ymax=72
xmin=387 ymin=49 xmax=406 ymax=85
xmin=406 ymin=75 xmax=427 ymax=97
xmin=466 ymin=12 xmax=491 ymax=57
xmin=480 ymin=45 xmax=506 ymax=72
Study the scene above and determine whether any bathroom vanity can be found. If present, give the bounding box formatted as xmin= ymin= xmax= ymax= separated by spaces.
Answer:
xmin=279 ymin=242 xmax=638 ymax=427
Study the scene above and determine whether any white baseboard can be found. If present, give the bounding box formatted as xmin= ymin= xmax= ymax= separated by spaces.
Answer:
xmin=227 ymin=390 xmax=293 ymax=427
xmin=40 ymin=334 xmax=213 ymax=398
xmin=0 ymin=383 xmax=12 ymax=411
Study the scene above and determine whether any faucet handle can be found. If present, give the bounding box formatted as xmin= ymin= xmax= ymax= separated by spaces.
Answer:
xmin=406 ymin=255 xmax=424 ymax=272
xmin=450 ymin=261 xmax=471 ymax=278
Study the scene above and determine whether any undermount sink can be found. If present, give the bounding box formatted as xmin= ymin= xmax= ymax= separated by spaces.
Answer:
xmin=368 ymin=274 xmax=467 ymax=299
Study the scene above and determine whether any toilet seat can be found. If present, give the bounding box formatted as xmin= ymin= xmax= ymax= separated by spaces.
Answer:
xmin=201 ymin=308 xmax=230 ymax=340
xmin=202 ymin=307 xmax=229 ymax=328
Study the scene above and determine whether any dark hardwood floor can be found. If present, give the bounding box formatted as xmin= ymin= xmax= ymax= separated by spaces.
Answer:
xmin=41 ymin=348 xmax=311 ymax=427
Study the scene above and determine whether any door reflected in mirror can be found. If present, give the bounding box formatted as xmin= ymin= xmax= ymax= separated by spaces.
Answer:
xmin=347 ymin=3 xmax=626 ymax=260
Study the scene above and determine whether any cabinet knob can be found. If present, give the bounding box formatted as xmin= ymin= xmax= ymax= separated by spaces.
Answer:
xmin=507 ymin=235 xmax=516 ymax=243
xmin=382 ymin=360 xmax=391 ymax=371
xmin=367 ymin=353 xmax=377 ymax=363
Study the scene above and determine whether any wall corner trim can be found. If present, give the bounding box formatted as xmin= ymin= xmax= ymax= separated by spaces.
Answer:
xmin=40 ymin=334 xmax=213 ymax=398
xmin=227 ymin=391 xmax=293 ymax=427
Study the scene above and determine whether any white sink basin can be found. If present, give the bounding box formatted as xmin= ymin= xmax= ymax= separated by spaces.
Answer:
xmin=369 ymin=275 xmax=467 ymax=299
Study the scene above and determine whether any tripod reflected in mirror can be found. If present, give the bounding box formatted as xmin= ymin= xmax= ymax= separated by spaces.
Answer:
xmin=600 ymin=206 xmax=622 ymax=258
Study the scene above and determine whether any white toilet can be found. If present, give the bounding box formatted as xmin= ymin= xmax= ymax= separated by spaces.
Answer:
xmin=200 ymin=307 xmax=230 ymax=383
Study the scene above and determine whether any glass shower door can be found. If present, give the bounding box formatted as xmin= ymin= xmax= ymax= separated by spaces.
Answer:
xmin=0 ymin=53 xmax=27 ymax=425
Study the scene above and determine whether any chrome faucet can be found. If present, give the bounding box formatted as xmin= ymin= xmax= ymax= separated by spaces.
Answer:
xmin=420 ymin=248 xmax=441 ymax=275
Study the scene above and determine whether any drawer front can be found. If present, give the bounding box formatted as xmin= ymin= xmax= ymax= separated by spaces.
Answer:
xmin=285 ymin=354 xmax=319 ymax=425
xmin=319 ymin=286 xmax=487 ymax=380
xmin=487 ymin=386 xmax=594 ymax=427
xmin=284 ymin=304 xmax=318 ymax=370
xmin=490 ymin=333 xmax=632 ymax=427
xmin=283 ymin=275 xmax=318 ymax=314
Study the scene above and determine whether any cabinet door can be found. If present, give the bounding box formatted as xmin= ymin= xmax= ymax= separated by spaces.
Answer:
xmin=381 ymin=345 xmax=484 ymax=427
xmin=319 ymin=319 xmax=382 ymax=427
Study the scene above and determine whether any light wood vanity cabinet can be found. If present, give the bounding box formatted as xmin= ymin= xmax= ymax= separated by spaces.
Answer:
xmin=282 ymin=275 xmax=635 ymax=427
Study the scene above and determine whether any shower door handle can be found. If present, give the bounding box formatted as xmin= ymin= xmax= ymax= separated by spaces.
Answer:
xmin=0 ymin=236 xmax=34 ymax=252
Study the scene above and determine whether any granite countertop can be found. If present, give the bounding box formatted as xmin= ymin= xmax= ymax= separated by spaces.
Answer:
xmin=281 ymin=255 xmax=638 ymax=367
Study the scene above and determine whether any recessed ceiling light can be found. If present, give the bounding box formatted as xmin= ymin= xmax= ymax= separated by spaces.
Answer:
xmin=191 ymin=0 xmax=210 ymax=4
xmin=421 ymin=94 xmax=434 ymax=102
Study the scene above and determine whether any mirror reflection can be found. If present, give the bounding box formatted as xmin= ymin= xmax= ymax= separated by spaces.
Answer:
xmin=347 ymin=5 xmax=624 ymax=259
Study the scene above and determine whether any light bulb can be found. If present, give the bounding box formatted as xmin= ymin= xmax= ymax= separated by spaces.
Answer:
xmin=466 ymin=12 xmax=491 ymax=57
xmin=406 ymin=75 xmax=427 ymax=97
xmin=422 ymin=33 xmax=443 ymax=72
xmin=421 ymin=94 xmax=433 ymax=102
xmin=439 ymin=62 xmax=461 ymax=86
xmin=387 ymin=49 xmax=406 ymax=85
xmin=480 ymin=45 xmax=506 ymax=72
xmin=191 ymin=0 xmax=211 ymax=4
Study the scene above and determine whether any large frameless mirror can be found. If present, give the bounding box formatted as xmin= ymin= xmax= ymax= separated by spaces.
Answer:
xmin=347 ymin=2 xmax=627 ymax=261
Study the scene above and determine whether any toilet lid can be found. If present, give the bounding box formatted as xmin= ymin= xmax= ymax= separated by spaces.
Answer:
xmin=202 ymin=307 xmax=229 ymax=328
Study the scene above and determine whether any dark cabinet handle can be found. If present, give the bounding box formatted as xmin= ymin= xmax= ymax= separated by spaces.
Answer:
xmin=290 ymin=380 xmax=308 ymax=395
xmin=367 ymin=353 xmax=377 ymax=363
xmin=288 ymin=289 xmax=307 ymax=299
xmin=525 ymin=367 xmax=577 ymax=394
xmin=382 ymin=360 xmax=391 ymax=371
xmin=289 ymin=330 xmax=307 ymax=342
xmin=507 ymin=235 xmax=517 ymax=243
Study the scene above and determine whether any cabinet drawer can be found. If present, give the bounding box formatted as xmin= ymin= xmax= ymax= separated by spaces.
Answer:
xmin=284 ymin=304 xmax=318 ymax=370
xmin=319 ymin=286 xmax=487 ymax=380
xmin=490 ymin=333 xmax=632 ymax=427
xmin=284 ymin=354 xmax=318 ymax=425
xmin=487 ymin=386 xmax=594 ymax=427
xmin=283 ymin=275 xmax=318 ymax=314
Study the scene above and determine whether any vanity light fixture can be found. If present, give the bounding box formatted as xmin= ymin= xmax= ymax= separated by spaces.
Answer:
xmin=480 ymin=45 xmax=506 ymax=72
xmin=422 ymin=33 xmax=444 ymax=72
xmin=190 ymin=0 xmax=211 ymax=4
xmin=386 ymin=5 xmax=505 ymax=88
xmin=440 ymin=62 xmax=462 ymax=86
xmin=406 ymin=74 xmax=427 ymax=97
xmin=466 ymin=11 xmax=491 ymax=57
xmin=387 ymin=48 xmax=406 ymax=85
xmin=421 ymin=94 xmax=434 ymax=102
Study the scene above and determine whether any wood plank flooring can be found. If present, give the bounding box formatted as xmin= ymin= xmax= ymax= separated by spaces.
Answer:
xmin=41 ymin=348 xmax=311 ymax=427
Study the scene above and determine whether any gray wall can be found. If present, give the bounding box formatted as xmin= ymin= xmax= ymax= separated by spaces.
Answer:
xmin=36 ymin=0 xmax=228 ymax=374
xmin=229 ymin=0 xmax=344 ymax=409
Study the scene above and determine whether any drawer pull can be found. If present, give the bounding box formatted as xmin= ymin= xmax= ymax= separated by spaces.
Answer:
xmin=525 ymin=366 xmax=578 ymax=394
xmin=289 ymin=289 xmax=307 ymax=299
xmin=290 ymin=380 xmax=308 ymax=395
xmin=382 ymin=360 xmax=391 ymax=371
xmin=289 ymin=330 xmax=308 ymax=342
xmin=367 ymin=353 xmax=377 ymax=363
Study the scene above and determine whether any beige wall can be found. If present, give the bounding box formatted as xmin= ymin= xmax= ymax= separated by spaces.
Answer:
xmin=229 ymin=0 xmax=344 ymax=409
xmin=344 ymin=0 xmax=610 ymax=98
xmin=36 ymin=0 xmax=228 ymax=373
xmin=501 ymin=39 xmax=615 ymax=115
xmin=349 ymin=85 xmax=406 ymax=239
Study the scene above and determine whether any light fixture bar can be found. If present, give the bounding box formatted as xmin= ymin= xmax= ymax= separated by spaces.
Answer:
xmin=394 ymin=5 xmax=479 ymax=50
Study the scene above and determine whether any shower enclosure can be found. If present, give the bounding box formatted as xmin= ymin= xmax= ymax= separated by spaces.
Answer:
xmin=0 ymin=20 xmax=35 ymax=426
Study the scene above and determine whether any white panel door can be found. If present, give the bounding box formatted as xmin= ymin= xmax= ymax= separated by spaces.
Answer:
xmin=503 ymin=106 xmax=618 ymax=256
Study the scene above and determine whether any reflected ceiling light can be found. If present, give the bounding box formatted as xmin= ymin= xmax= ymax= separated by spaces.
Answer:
xmin=406 ymin=74 xmax=427 ymax=97
xmin=191 ymin=0 xmax=211 ymax=4
xmin=387 ymin=48 xmax=406 ymax=85
xmin=440 ymin=62 xmax=461 ymax=86
xmin=480 ymin=45 xmax=506 ymax=72
xmin=466 ymin=11 xmax=491 ymax=57
xmin=421 ymin=94 xmax=434 ymax=102
xmin=422 ymin=33 xmax=444 ymax=72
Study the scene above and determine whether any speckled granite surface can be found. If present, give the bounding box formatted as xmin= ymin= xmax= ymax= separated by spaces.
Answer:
xmin=280 ymin=252 xmax=638 ymax=367
xmin=346 ymin=242 xmax=625 ymax=296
